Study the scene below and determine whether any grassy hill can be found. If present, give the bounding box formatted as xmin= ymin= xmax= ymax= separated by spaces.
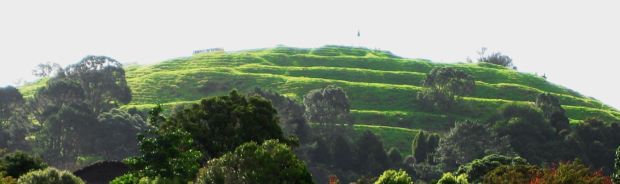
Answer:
xmin=19 ymin=45 xmax=620 ymax=156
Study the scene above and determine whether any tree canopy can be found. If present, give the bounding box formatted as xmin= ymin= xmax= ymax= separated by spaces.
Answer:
xmin=195 ymin=140 xmax=313 ymax=184
xmin=304 ymin=85 xmax=353 ymax=131
xmin=164 ymin=90 xmax=286 ymax=158
xmin=374 ymin=169 xmax=413 ymax=184
xmin=418 ymin=67 xmax=475 ymax=111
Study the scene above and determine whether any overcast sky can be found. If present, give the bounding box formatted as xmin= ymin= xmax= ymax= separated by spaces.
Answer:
xmin=1 ymin=0 xmax=618 ymax=109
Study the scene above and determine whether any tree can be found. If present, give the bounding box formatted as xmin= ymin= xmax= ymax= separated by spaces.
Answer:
xmin=455 ymin=154 xmax=528 ymax=182
xmin=536 ymin=93 xmax=569 ymax=132
xmin=32 ymin=62 xmax=62 ymax=77
xmin=613 ymin=146 xmax=620 ymax=184
xmin=374 ymin=169 xmax=413 ymax=184
xmin=304 ymin=85 xmax=353 ymax=134
xmin=251 ymin=88 xmax=310 ymax=139
xmin=412 ymin=131 xmax=439 ymax=163
xmin=483 ymin=164 xmax=541 ymax=184
xmin=357 ymin=131 xmax=390 ymax=176
xmin=477 ymin=47 xmax=514 ymax=68
xmin=17 ymin=167 xmax=84 ymax=184
xmin=164 ymin=90 xmax=286 ymax=158
xmin=387 ymin=148 xmax=403 ymax=168
xmin=0 ymin=151 xmax=48 ymax=178
xmin=0 ymin=86 xmax=30 ymax=151
xmin=437 ymin=173 xmax=468 ymax=184
xmin=531 ymin=160 xmax=612 ymax=184
xmin=194 ymin=140 xmax=313 ymax=184
xmin=493 ymin=103 xmax=573 ymax=165
xmin=417 ymin=67 xmax=475 ymax=111
xmin=309 ymin=138 xmax=331 ymax=165
xmin=332 ymin=134 xmax=355 ymax=170
xmin=63 ymin=56 xmax=131 ymax=114
xmin=94 ymin=109 xmax=147 ymax=160
xmin=573 ymin=118 xmax=620 ymax=173
xmin=123 ymin=128 xmax=202 ymax=183
xmin=36 ymin=102 xmax=99 ymax=166
xmin=435 ymin=120 xmax=513 ymax=171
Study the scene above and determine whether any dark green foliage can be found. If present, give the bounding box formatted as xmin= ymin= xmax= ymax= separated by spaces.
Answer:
xmin=477 ymin=48 xmax=513 ymax=68
xmin=483 ymin=164 xmax=540 ymax=184
xmin=309 ymin=138 xmax=331 ymax=165
xmin=251 ymin=88 xmax=313 ymax=143
xmin=356 ymin=131 xmax=390 ymax=176
xmin=418 ymin=67 xmax=475 ymax=111
xmin=94 ymin=109 xmax=147 ymax=160
xmin=194 ymin=140 xmax=313 ymax=184
xmin=17 ymin=167 xmax=84 ymax=184
xmin=412 ymin=163 xmax=443 ymax=182
xmin=493 ymin=103 xmax=572 ymax=165
xmin=124 ymin=128 xmax=202 ymax=183
xmin=304 ymin=85 xmax=353 ymax=134
xmin=0 ymin=151 xmax=47 ymax=178
xmin=63 ymin=56 xmax=132 ymax=114
xmin=614 ymin=146 xmax=620 ymax=183
xmin=37 ymin=102 xmax=99 ymax=165
xmin=0 ymin=86 xmax=24 ymax=120
xmin=421 ymin=67 xmax=476 ymax=96
xmin=572 ymin=118 xmax=620 ymax=173
xmin=387 ymin=148 xmax=403 ymax=168
xmin=0 ymin=86 xmax=30 ymax=151
xmin=109 ymin=173 xmax=140 ymax=184
xmin=332 ymin=135 xmax=355 ymax=170
xmin=455 ymin=154 xmax=527 ymax=182
xmin=165 ymin=90 xmax=285 ymax=158
xmin=536 ymin=93 xmax=569 ymax=131
xmin=374 ymin=169 xmax=413 ymax=184
xmin=437 ymin=172 xmax=468 ymax=184
xmin=532 ymin=160 xmax=612 ymax=184
xmin=412 ymin=131 xmax=439 ymax=163
xmin=436 ymin=120 xmax=513 ymax=171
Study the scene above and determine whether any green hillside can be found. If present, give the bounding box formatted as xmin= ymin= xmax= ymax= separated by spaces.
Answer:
xmin=19 ymin=45 xmax=620 ymax=156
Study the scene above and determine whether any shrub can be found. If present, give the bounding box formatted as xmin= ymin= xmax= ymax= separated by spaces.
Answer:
xmin=477 ymin=48 xmax=513 ymax=68
xmin=194 ymin=140 xmax=312 ymax=184
xmin=531 ymin=160 xmax=612 ymax=184
xmin=17 ymin=168 xmax=84 ymax=184
xmin=0 ymin=151 xmax=48 ymax=178
xmin=483 ymin=164 xmax=541 ymax=184
xmin=374 ymin=169 xmax=414 ymax=184
xmin=437 ymin=172 xmax=468 ymax=184
xmin=455 ymin=154 xmax=527 ymax=182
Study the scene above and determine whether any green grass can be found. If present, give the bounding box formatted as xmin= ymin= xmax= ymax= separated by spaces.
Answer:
xmin=19 ymin=45 xmax=620 ymax=157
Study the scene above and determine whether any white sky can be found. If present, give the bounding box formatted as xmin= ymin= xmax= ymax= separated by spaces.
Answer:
xmin=1 ymin=0 xmax=619 ymax=109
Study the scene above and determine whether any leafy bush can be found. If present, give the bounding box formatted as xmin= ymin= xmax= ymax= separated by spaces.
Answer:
xmin=374 ymin=169 xmax=413 ymax=184
xmin=531 ymin=160 xmax=612 ymax=184
xmin=418 ymin=67 xmax=475 ymax=111
xmin=437 ymin=172 xmax=468 ymax=184
xmin=435 ymin=121 xmax=513 ymax=170
xmin=455 ymin=154 xmax=527 ymax=182
xmin=124 ymin=128 xmax=202 ymax=183
xmin=411 ymin=131 xmax=439 ymax=163
xmin=194 ymin=140 xmax=312 ymax=184
xmin=17 ymin=168 xmax=84 ymax=184
xmin=0 ymin=151 xmax=48 ymax=178
xmin=477 ymin=48 xmax=513 ymax=68
xmin=483 ymin=164 xmax=541 ymax=184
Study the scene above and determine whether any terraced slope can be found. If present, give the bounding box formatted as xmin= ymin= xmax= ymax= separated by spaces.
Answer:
xmin=116 ymin=46 xmax=618 ymax=129
xmin=18 ymin=46 xmax=620 ymax=155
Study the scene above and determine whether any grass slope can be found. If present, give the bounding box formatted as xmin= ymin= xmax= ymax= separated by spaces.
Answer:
xmin=19 ymin=45 xmax=620 ymax=156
